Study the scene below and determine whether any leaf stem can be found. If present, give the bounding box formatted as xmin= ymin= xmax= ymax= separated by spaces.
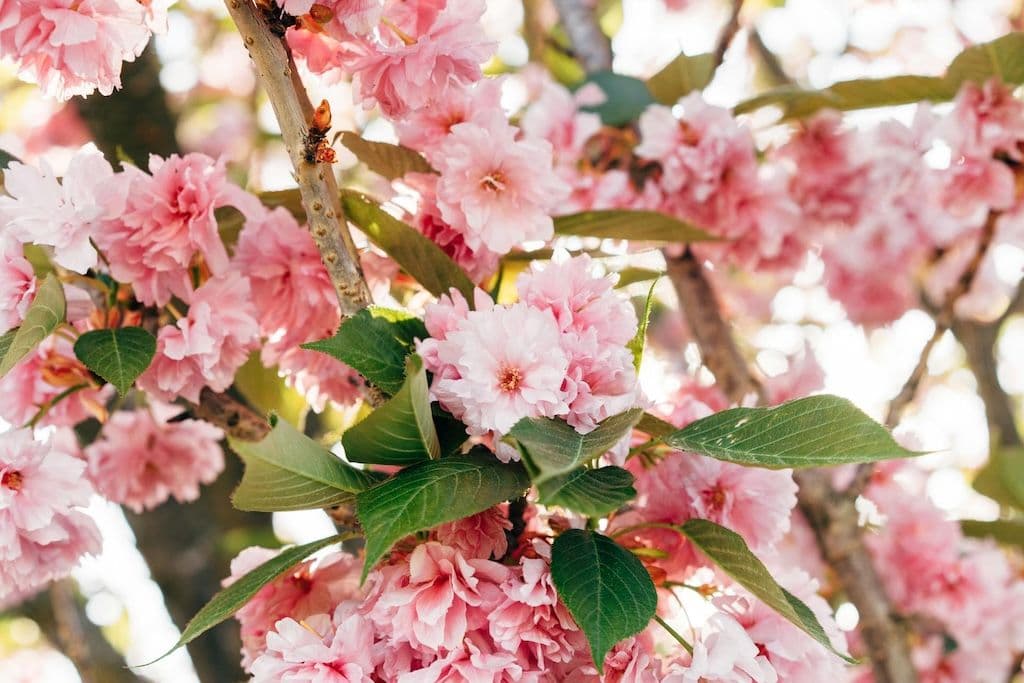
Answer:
xmin=654 ymin=615 xmax=693 ymax=654
xmin=27 ymin=383 xmax=89 ymax=428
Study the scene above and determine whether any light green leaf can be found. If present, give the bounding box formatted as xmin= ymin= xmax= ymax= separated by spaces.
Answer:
xmin=946 ymin=32 xmax=1024 ymax=86
xmin=554 ymin=210 xmax=716 ymax=243
xmin=339 ymin=132 xmax=436 ymax=180
xmin=577 ymin=71 xmax=656 ymax=126
xmin=0 ymin=274 xmax=65 ymax=377
xmin=233 ymin=354 xmax=309 ymax=430
xmin=230 ymin=416 xmax=383 ymax=512
xmin=73 ymin=327 xmax=155 ymax=396
xmin=141 ymin=534 xmax=347 ymax=665
xmin=341 ymin=191 xmax=477 ymax=300
xmin=342 ymin=355 xmax=439 ymax=466
xmin=972 ymin=446 xmax=1024 ymax=511
xmin=550 ymin=529 xmax=657 ymax=671
xmin=356 ymin=451 xmax=530 ymax=581
xmin=302 ymin=306 xmax=426 ymax=396
xmin=538 ymin=466 xmax=636 ymax=516
xmin=627 ymin=279 xmax=658 ymax=370
xmin=646 ymin=51 xmax=715 ymax=104
xmin=681 ymin=519 xmax=853 ymax=663
xmin=614 ymin=267 xmax=663 ymax=288
xmin=0 ymin=328 xmax=16 ymax=363
xmin=961 ymin=518 xmax=1024 ymax=545
xmin=636 ymin=411 xmax=677 ymax=438
xmin=664 ymin=395 xmax=919 ymax=469
xmin=506 ymin=408 xmax=643 ymax=485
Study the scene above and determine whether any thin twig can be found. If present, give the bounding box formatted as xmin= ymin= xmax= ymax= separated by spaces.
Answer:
xmin=712 ymin=0 xmax=744 ymax=69
xmin=654 ymin=614 xmax=693 ymax=654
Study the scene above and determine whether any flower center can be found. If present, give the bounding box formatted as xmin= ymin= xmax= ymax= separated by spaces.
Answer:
xmin=497 ymin=365 xmax=523 ymax=394
xmin=702 ymin=486 xmax=727 ymax=512
xmin=480 ymin=171 xmax=507 ymax=193
xmin=2 ymin=470 xmax=24 ymax=492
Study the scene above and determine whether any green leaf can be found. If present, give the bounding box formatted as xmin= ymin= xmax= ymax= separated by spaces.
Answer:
xmin=143 ymin=534 xmax=346 ymax=665
xmin=0 ymin=274 xmax=65 ymax=377
xmin=646 ymin=52 xmax=715 ymax=104
xmin=578 ymin=71 xmax=656 ymax=127
xmin=961 ymin=518 xmax=1024 ymax=545
xmin=681 ymin=519 xmax=853 ymax=663
xmin=636 ymin=411 xmax=677 ymax=438
xmin=339 ymin=132 xmax=437 ymax=180
xmin=302 ymin=306 xmax=426 ymax=396
xmin=356 ymin=450 xmax=530 ymax=580
xmin=614 ymin=267 xmax=663 ymax=288
xmin=972 ymin=447 xmax=1024 ymax=511
xmin=538 ymin=466 xmax=636 ymax=516
xmin=341 ymin=191 xmax=477 ymax=300
xmin=554 ymin=210 xmax=717 ymax=243
xmin=663 ymin=395 xmax=919 ymax=469
xmin=230 ymin=416 xmax=383 ymax=512
xmin=0 ymin=328 xmax=16 ymax=363
xmin=342 ymin=355 xmax=439 ymax=466
xmin=506 ymin=408 xmax=643 ymax=485
xmin=627 ymin=279 xmax=658 ymax=370
xmin=233 ymin=354 xmax=309 ymax=430
xmin=946 ymin=32 xmax=1024 ymax=86
xmin=550 ymin=529 xmax=657 ymax=671
xmin=72 ymin=327 xmax=155 ymax=396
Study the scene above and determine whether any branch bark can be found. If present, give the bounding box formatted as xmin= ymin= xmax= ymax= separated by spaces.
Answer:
xmin=552 ymin=0 xmax=613 ymax=72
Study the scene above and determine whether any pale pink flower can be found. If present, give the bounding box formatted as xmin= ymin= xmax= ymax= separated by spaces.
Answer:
xmin=363 ymin=541 xmax=509 ymax=653
xmin=435 ymin=119 xmax=569 ymax=254
xmin=397 ymin=633 xmax=525 ymax=683
xmin=84 ymin=405 xmax=225 ymax=513
xmin=226 ymin=547 xmax=364 ymax=671
xmin=0 ymin=240 xmax=37 ymax=335
xmin=0 ymin=429 xmax=100 ymax=601
xmin=433 ymin=506 xmax=511 ymax=560
xmin=139 ymin=273 xmax=261 ymax=403
xmin=0 ymin=148 xmax=120 ymax=272
xmin=395 ymin=78 xmax=505 ymax=156
xmin=520 ymin=74 xmax=603 ymax=162
xmin=347 ymin=0 xmax=494 ymax=117
xmin=94 ymin=153 xmax=236 ymax=306
xmin=940 ymin=78 xmax=1024 ymax=160
xmin=0 ymin=0 xmax=152 ymax=99
xmin=662 ymin=612 xmax=778 ymax=683
xmin=276 ymin=347 xmax=366 ymax=411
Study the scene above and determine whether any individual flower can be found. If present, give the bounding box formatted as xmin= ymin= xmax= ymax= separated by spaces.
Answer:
xmin=0 ymin=240 xmax=37 ymax=335
xmin=662 ymin=612 xmax=778 ymax=683
xmin=939 ymin=78 xmax=1024 ymax=161
xmin=433 ymin=506 xmax=511 ymax=560
xmin=276 ymin=347 xmax=366 ymax=412
xmin=394 ymin=78 xmax=505 ymax=156
xmin=397 ymin=633 xmax=525 ymax=683
xmin=139 ymin=273 xmax=261 ymax=403
xmin=83 ymin=405 xmax=225 ymax=513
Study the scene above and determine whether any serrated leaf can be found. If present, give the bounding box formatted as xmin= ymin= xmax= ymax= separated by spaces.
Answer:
xmin=356 ymin=451 xmax=530 ymax=581
xmin=663 ymin=395 xmax=918 ymax=469
xmin=554 ymin=210 xmax=716 ymax=243
xmin=341 ymin=191 xmax=477 ymax=299
xmin=230 ymin=416 xmax=383 ymax=512
xmin=342 ymin=355 xmax=439 ymax=466
xmin=538 ymin=466 xmax=636 ymax=516
xmin=646 ymin=51 xmax=715 ymax=104
xmin=578 ymin=71 xmax=656 ymax=126
xmin=142 ymin=534 xmax=346 ymax=665
xmin=302 ymin=306 xmax=426 ymax=396
xmin=0 ymin=274 xmax=65 ymax=377
xmin=628 ymin=279 xmax=658 ymax=370
xmin=550 ymin=529 xmax=657 ymax=671
xmin=681 ymin=519 xmax=853 ymax=663
xmin=961 ymin=519 xmax=1024 ymax=545
xmin=339 ymin=132 xmax=436 ymax=180
xmin=506 ymin=408 xmax=643 ymax=485
xmin=72 ymin=327 xmax=155 ymax=396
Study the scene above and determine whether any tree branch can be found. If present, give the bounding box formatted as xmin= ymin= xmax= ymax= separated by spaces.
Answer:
xmin=224 ymin=0 xmax=372 ymax=316
xmin=552 ymin=0 xmax=613 ymax=72
xmin=713 ymin=0 xmax=744 ymax=69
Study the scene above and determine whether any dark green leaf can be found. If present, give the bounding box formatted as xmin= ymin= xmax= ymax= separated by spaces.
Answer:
xmin=578 ymin=71 xmax=656 ymax=127
xmin=0 ymin=148 xmax=18 ymax=171
xmin=302 ymin=306 xmax=426 ymax=396
xmin=230 ymin=416 xmax=383 ymax=512
xmin=646 ymin=52 xmax=715 ymax=104
xmin=664 ymin=395 xmax=919 ymax=469
xmin=356 ymin=451 xmax=530 ymax=580
xmin=342 ymin=355 xmax=439 ymax=466
xmin=339 ymin=132 xmax=436 ymax=180
xmin=142 ymin=534 xmax=346 ymax=665
xmin=506 ymin=408 xmax=643 ymax=484
xmin=681 ymin=519 xmax=853 ymax=662
xmin=341 ymin=191 xmax=477 ymax=300
xmin=434 ymin=406 xmax=469 ymax=457
xmin=538 ymin=466 xmax=636 ymax=516
xmin=627 ymin=279 xmax=658 ymax=370
xmin=0 ymin=274 xmax=65 ymax=377
xmin=550 ymin=529 xmax=657 ymax=671
xmin=73 ymin=327 xmax=155 ymax=396
xmin=554 ymin=210 xmax=717 ymax=243
xmin=961 ymin=519 xmax=1024 ymax=545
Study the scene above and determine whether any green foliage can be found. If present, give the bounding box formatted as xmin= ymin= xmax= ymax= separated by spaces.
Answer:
xmin=627 ymin=279 xmax=658 ymax=370
xmin=233 ymin=354 xmax=309 ymax=430
xmin=973 ymin=446 xmax=1024 ymax=511
xmin=646 ymin=51 xmax=715 ymax=104
xmin=342 ymin=355 xmax=440 ymax=466
xmin=230 ymin=416 xmax=383 ymax=512
xmin=681 ymin=519 xmax=854 ymax=662
xmin=341 ymin=191 xmax=477 ymax=301
xmin=505 ymin=408 xmax=643 ymax=485
xmin=303 ymin=306 xmax=426 ymax=396
xmin=550 ymin=529 xmax=657 ymax=671
xmin=0 ymin=274 xmax=65 ymax=377
xmin=537 ymin=466 xmax=636 ymax=516
xmin=73 ymin=327 xmax=155 ymax=396
xmin=664 ymin=395 xmax=919 ymax=469
xmin=636 ymin=411 xmax=677 ymax=438
xmin=554 ymin=209 xmax=716 ymax=243
xmin=356 ymin=450 xmax=530 ymax=581
xmin=339 ymin=132 xmax=436 ymax=179
xmin=577 ymin=71 xmax=656 ymax=126
xmin=961 ymin=518 xmax=1024 ymax=545
xmin=0 ymin=328 xmax=16 ymax=364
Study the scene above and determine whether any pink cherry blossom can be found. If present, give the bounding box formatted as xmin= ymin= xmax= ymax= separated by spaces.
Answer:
xmin=139 ymin=273 xmax=261 ymax=403
xmin=662 ymin=612 xmax=778 ymax=683
xmin=435 ymin=119 xmax=569 ymax=254
xmin=939 ymin=78 xmax=1024 ymax=160
xmin=0 ymin=148 xmax=121 ymax=272
xmin=397 ymin=633 xmax=525 ymax=683
xmin=395 ymin=78 xmax=505 ymax=156
xmin=276 ymin=347 xmax=366 ymax=412
xmin=433 ymin=506 xmax=511 ymax=560
xmin=0 ymin=240 xmax=37 ymax=335
xmin=84 ymin=405 xmax=225 ymax=513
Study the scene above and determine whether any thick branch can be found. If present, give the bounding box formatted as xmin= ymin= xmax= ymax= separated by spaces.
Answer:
xmin=552 ymin=0 xmax=613 ymax=72
xmin=224 ymin=0 xmax=371 ymax=316
xmin=953 ymin=318 xmax=1021 ymax=447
